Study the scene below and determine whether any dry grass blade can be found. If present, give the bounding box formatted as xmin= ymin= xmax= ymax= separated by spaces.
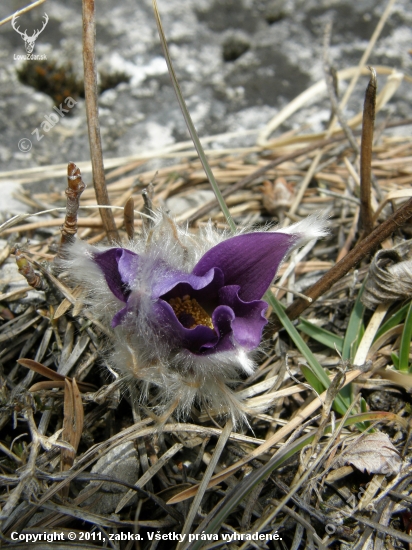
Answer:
xmin=17 ymin=358 xmax=97 ymax=392
xmin=61 ymin=379 xmax=84 ymax=496
xmin=0 ymin=314 xmax=42 ymax=344
xmin=115 ymin=442 xmax=184 ymax=513
xmin=376 ymin=369 xmax=412 ymax=389
xmin=323 ymin=20 xmax=359 ymax=156
xmin=167 ymin=369 xmax=363 ymax=504
xmin=29 ymin=380 xmax=96 ymax=392
xmin=1 ymin=0 xmax=411 ymax=544
xmin=17 ymin=358 xmax=66 ymax=382
xmin=0 ymin=0 xmax=46 ymax=27
xmin=178 ymin=419 xmax=233 ymax=550
xmin=358 ymin=67 xmax=377 ymax=237
xmin=353 ymin=303 xmax=388 ymax=365
xmin=53 ymin=286 xmax=83 ymax=320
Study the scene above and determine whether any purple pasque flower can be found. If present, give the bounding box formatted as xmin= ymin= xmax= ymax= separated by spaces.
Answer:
xmin=92 ymin=230 xmax=305 ymax=357
xmin=65 ymin=211 xmax=327 ymax=424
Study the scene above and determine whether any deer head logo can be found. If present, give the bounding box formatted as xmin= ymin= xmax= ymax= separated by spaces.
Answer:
xmin=12 ymin=13 xmax=49 ymax=54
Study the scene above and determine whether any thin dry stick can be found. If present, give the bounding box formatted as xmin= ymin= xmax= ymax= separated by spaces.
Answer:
xmin=323 ymin=20 xmax=359 ymax=155
xmin=0 ymin=0 xmax=46 ymax=27
xmin=82 ymin=0 xmax=119 ymax=243
xmin=272 ymin=195 xmax=412 ymax=331
xmin=358 ymin=67 xmax=377 ymax=237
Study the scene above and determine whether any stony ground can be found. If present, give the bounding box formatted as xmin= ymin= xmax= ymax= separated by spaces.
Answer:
xmin=0 ymin=0 xmax=411 ymax=171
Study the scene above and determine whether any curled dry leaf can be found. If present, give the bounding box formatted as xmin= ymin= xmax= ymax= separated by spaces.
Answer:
xmin=335 ymin=432 xmax=402 ymax=475
xmin=362 ymin=240 xmax=412 ymax=309
xmin=61 ymin=378 xmax=84 ymax=497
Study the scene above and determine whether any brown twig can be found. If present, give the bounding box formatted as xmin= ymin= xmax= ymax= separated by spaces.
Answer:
xmin=272 ymin=195 xmax=412 ymax=331
xmin=123 ymin=197 xmax=135 ymax=239
xmin=358 ymin=67 xmax=377 ymax=237
xmin=58 ymin=162 xmax=86 ymax=255
xmin=13 ymin=248 xmax=47 ymax=291
xmin=82 ymin=0 xmax=119 ymax=243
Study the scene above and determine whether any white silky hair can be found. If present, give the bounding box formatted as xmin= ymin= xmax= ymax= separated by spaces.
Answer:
xmin=59 ymin=210 xmax=328 ymax=426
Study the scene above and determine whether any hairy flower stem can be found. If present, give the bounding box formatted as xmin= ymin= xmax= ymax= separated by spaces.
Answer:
xmin=82 ymin=0 xmax=119 ymax=243
xmin=272 ymin=195 xmax=412 ymax=331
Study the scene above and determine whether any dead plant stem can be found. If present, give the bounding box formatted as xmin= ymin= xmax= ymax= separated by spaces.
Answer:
xmin=82 ymin=0 xmax=119 ymax=243
xmin=358 ymin=68 xmax=377 ymax=236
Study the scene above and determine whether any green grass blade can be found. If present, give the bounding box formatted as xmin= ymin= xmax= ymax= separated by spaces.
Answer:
xmin=375 ymin=302 xmax=410 ymax=341
xmin=342 ymin=283 xmax=366 ymax=361
xmin=340 ymin=282 xmax=366 ymax=402
xmin=299 ymin=363 xmax=325 ymax=395
xmin=152 ymin=0 xmax=236 ymax=232
xmin=297 ymin=318 xmax=344 ymax=352
xmin=391 ymin=351 xmax=400 ymax=370
xmin=398 ymin=301 xmax=412 ymax=372
xmin=360 ymin=397 xmax=370 ymax=429
xmin=267 ymin=293 xmax=348 ymax=414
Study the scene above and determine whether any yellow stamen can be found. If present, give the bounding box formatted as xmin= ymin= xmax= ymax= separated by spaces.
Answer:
xmin=169 ymin=295 xmax=213 ymax=329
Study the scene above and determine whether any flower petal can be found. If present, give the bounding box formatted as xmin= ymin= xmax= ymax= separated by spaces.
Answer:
xmin=193 ymin=232 xmax=299 ymax=301
xmin=157 ymin=267 xmax=224 ymax=304
xmin=217 ymin=285 xmax=268 ymax=349
xmin=157 ymin=299 xmax=238 ymax=355
xmin=93 ymin=248 xmax=138 ymax=302
xmin=154 ymin=300 xmax=219 ymax=353
xmin=111 ymin=306 xmax=128 ymax=328
xmin=153 ymin=285 xmax=267 ymax=355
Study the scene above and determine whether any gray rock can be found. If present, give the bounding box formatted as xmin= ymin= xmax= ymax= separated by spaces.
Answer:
xmin=78 ymin=441 xmax=139 ymax=515
xmin=0 ymin=0 xmax=411 ymax=206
